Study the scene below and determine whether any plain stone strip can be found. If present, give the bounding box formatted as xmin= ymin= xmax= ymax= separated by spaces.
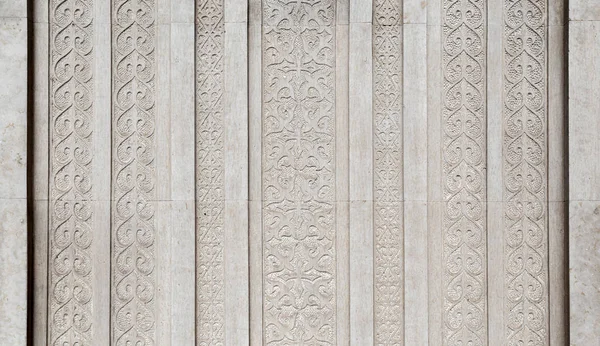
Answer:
xmin=171 ymin=20 xmax=195 ymax=345
xmin=403 ymin=23 xmax=428 ymax=345
xmin=350 ymin=0 xmax=371 ymax=23
xmin=248 ymin=0 xmax=262 ymax=341
xmin=0 ymin=13 xmax=27 ymax=345
xmin=155 ymin=23 xmax=172 ymax=346
xmin=569 ymin=0 xmax=600 ymax=21
xmin=487 ymin=1 xmax=504 ymax=342
xmin=426 ymin=0 xmax=442 ymax=342
xmin=31 ymin=15 xmax=48 ymax=345
xmin=223 ymin=21 xmax=249 ymax=345
xmin=569 ymin=20 xmax=600 ymax=346
xmin=349 ymin=21 xmax=373 ymax=344
xmin=93 ymin=0 xmax=111 ymax=341
xmin=548 ymin=23 xmax=568 ymax=346
xmin=335 ymin=1 xmax=350 ymax=341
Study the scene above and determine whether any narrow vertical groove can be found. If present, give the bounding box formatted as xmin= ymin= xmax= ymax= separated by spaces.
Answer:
xmin=195 ymin=0 xmax=226 ymax=344
xmin=111 ymin=0 xmax=157 ymax=344
xmin=262 ymin=1 xmax=337 ymax=344
xmin=373 ymin=0 xmax=404 ymax=344
xmin=503 ymin=0 xmax=549 ymax=344
xmin=48 ymin=0 xmax=94 ymax=344
xmin=441 ymin=0 xmax=487 ymax=344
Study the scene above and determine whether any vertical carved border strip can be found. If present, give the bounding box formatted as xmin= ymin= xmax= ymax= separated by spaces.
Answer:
xmin=503 ymin=0 xmax=549 ymax=344
xmin=111 ymin=0 xmax=157 ymax=344
xmin=441 ymin=0 xmax=487 ymax=344
xmin=196 ymin=0 xmax=226 ymax=344
xmin=262 ymin=1 xmax=337 ymax=344
xmin=373 ymin=0 xmax=403 ymax=344
xmin=49 ymin=0 xmax=95 ymax=344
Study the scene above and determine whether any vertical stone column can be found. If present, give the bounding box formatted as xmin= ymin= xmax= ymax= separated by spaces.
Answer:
xmin=569 ymin=0 xmax=600 ymax=344
xmin=0 ymin=0 xmax=28 ymax=344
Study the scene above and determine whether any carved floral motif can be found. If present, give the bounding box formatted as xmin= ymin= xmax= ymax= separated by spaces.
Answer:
xmin=504 ymin=0 xmax=548 ymax=344
xmin=112 ymin=0 xmax=157 ymax=344
xmin=442 ymin=0 xmax=487 ymax=344
xmin=49 ymin=0 xmax=94 ymax=344
xmin=196 ymin=0 xmax=226 ymax=344
xmin=373 ymin=0 xmax=404 ymax=344
xmin=262 ymin=0 xmax=337 ymax=344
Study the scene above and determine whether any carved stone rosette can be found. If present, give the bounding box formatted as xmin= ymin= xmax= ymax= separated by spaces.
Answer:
xmin=373 ymin=0 xmax=404 ymax=344
xmin=262 ymin=0 xmax=337 ymax=344
xmin=49 ymin=0 xmax=94 ymax=344
xmin=196 ymin=0 xmax=226 ymax=344
xmin=111 ymin=0 xmax=157 ymax=344
xmin=503 ymin=0 xmax=549 ymax=344
xmin=441 ymin=0 xmax=487 ymax=344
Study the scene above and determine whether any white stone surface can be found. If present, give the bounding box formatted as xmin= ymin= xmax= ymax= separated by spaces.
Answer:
xmin=0 ymin=7 xmax=27 ymax=345
xmin=569 ymin=17 xmax=600 ymax=346
xmin=0 ymin=0 xmax=585 ymax=344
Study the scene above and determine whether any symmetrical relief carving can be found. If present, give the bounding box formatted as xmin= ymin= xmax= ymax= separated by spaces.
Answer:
xmin=112 ymin=0 xmax=156 ymax=344
xmin=504 ymin=0 xmax=549 ymax=344
xmin=441 ymin=0 xmax=487 ymax=344
xmin=262 ymin=0 xmax=337 ymax=344
xmin=196 ymin=0 xmax=225 ymax=344
xmin=49 ymin=0 xmax=94 ymax=344
xmin=373 ymin=0 xmax=403 ymax=344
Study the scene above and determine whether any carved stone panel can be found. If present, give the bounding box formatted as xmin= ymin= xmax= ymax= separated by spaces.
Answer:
xmin=441 ymin=0 xmax=487 ymax=344
xmin=262 ymin=1 xmax=337 ymax=344
xmin=111 ymin=0 xmax=157 ymax=343
xmin=49 ymin=0 xmax=95 ymax=344
xmin=196 ymin=0 xmax=226 ymax=344
xmin=503 ymin=0 xmax=549 ymax=344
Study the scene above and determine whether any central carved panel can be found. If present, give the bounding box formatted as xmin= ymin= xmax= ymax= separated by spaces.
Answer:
xmin=262 ymin=0 xmax=337 ymax=344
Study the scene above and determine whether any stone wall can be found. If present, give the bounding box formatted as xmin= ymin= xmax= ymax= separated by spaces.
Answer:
xmin=1 ymin=0 xmax=598 ymax=344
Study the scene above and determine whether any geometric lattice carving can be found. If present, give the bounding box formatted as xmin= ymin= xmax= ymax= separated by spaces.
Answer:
xmin=373 ymin=0 xmax=404 ymax=344
xmin=262 ymin=1 xmax=337 ymax=344
xmin=504 ymin=0 xmax=549 ymax=344
xmin=196 ymin=0 xmax=225 ymax=344
xmin=111 ymin=0 xmax=157 ymax=344
xmin=441 ymin=0 xmax=487 ymax=344
xmin=49 ymin=0 xmax=94 ymax=344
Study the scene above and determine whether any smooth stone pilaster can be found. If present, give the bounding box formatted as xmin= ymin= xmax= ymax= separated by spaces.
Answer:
xmin=0 ymin=2 xmax=28 ymax=344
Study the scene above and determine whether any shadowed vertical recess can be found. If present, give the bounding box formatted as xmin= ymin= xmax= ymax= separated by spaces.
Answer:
xmin=111 ymin=0 xmax=156 ymax=344
xmin=503 ymin=0 xmax=549 ymax=344
xmin=373 ymin=0 xmax=404 ymax=344
xmin=48 ymin=0 xmax=94 ymax=344
xmin=441 ymin=0 xmax=487 ymax=344
xmin=262 ymin=0 xmax=337 ymax=344
xmin=195 ymin=0 xmax=226 ymax=344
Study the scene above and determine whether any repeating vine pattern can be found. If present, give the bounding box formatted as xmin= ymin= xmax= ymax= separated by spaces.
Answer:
xmin=196 ymin=0 xmax=226 ymax=344
xmin=504 ymin=0 xmax=548 ymax=344
xmin=373 ymin=0 xmax=403 ymax=344
xmin=49 ymin=0 xmax=94 ymax=344
xmin=112 ymin=0 xmax=156 ymax=344
xmin=441 ymin=0 xmax=487 ymax=344
xmin=262 ymin=0 xmax=337 ymax=344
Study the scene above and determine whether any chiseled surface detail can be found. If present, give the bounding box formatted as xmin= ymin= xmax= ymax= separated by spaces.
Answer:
xmin=373 ymin=0 xmax=403 ymax=344
xmin=49 ymin=0 xmax=94 ymax=344
xmin=112 ymin=0 xmax=156 ymax=344
xmin=441 ymin=0 xmax=487 ymax=344
xmin=196 ymin=0 xmax=225 ymax=344
xmin=504 ymin=0 xmax=548 ymax=344
xmin=262 ymin=0 xmax=336 ymax=344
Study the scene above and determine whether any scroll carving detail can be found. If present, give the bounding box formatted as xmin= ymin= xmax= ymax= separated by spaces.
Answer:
xmin=373 ymin=0 xmax=404 ymax=344
xmin=262 ymin=1 xmax=337 ymax=344
xmin=196 ymin=0 xmax=226 ymax=344
xmin=504 ymin=0 xmax=549 ymax=344
xmin=112 ymin=0 xmax=157 ymax=344
xmin=442 ymin=0 xmax=487 ymax=344
xmin=49 ymin=0 xmax=94 ymax=344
